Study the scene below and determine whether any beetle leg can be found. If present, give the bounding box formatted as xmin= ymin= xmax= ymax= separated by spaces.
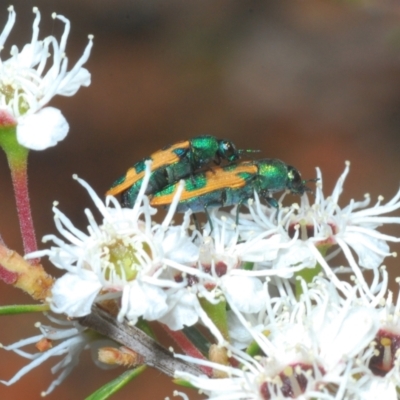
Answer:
xmin=265 ymin=196 xmax=278 ymax=209
xmin=264 ymin=196 xmax=280 ymax=221
xmin=203 ymin=201 xmax=223 ymax=234
xmin=203 ymin=190 xmax=228 ymax=234
xmin=235 ymin=199 xmax=247 ymax=226
xmin=204 ymin=205 xmax=213 ymax=234
xmin=191 ymin=213 xmax=201 ymax=232
xmin=213 ymin=154 xmax=222 ymax=166
xmin=189 ymin=161 xmax=199 ymax=185
xmin=258 ymin=189 xmax=280 ymax=220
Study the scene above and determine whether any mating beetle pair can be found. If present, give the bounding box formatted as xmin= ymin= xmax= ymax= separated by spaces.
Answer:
xmin=107 ymin=135 xmax=313 ymax=224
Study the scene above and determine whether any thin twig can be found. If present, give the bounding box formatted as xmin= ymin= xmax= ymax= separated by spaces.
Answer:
xmin=79 ymin=305 xmax=203 ymax=378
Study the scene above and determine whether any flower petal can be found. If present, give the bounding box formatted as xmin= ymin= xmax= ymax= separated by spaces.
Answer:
xmin=224 ymin=276 xmax=266 ymax=313
xmin=158 ymin=290 xmax=199 ymax=330
xmin=17 ymin=107 xmax=69 ymax=150
xmin=51 ymin=271 xmax=102 ymax=317
xmin=122 ymin=281 xmax=168 ymax=324
xmin=344 ymin=232 xmax=389 ymax=269
xmin=57 ymin=68 xmax=91 ymax=96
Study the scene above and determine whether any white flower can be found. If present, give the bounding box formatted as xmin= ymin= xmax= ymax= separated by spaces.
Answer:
xmin=50 ymin=270 xmax=103 ymax=316
xmin=175 ymin=344 xmax=334 ymax=399
xmin=355 ymin=281 xmax=400 ymax=397
xmin=0 ymin=315 xmax=116 ymax=396
xmin=28 ymin=164 xmax=200 ymax=328
xmin=233 ymin=162 xmax=400 ymax=293
xmin=158 ymin=216 xmax=269 ymax=339
xmin=201 ymin=219 xmax=268 ymax=314
xmin=174 ymin=272 xmax=400 ymax=399
xmin=0 ymin=6 xmax=93 ymax=150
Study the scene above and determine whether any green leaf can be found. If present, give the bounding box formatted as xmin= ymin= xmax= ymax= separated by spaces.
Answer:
xmin=136 ymin=318 xmax=156 ymax=339
xmin=0 ymin=303 xmax=50 ymax=315
xmin=182 ymin=326 xmax=210 ymax=357
xmin=199 ymin=297 xmax=229 ymax=341
xmin=85 ymin=365 xmax=147 ymax=400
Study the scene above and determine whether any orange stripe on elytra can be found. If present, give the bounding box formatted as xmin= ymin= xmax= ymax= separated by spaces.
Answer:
xmin=149 ymin=141 xmax=188 ymax=170
xmin=106 ymin=140 xmax=190 ymax=196
xmin=151 ymin=163 xmax=257 ymax=205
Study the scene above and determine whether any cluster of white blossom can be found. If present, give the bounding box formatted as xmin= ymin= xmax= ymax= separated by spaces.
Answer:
xmin=2 ymin=159 xmax=399 ymax=398
xmin=2 ymin=6 xmax=400 ymax=400
xmin=27 ymin=162 xmax=400 ymax=331
xmin=175 ymin=270 xmax=400 ymax=399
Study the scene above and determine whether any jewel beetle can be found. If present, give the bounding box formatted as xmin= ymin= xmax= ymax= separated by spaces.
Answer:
xmin=106 ymin=135 xmax=258 ymax=207
xmin=150 ymin=158 xmax=313 ymax=228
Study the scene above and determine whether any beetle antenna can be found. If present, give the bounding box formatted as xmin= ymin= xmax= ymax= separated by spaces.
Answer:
xmin=238 ymin=149 xmax=261 ymax=161
xmin=238 ymin=149 xmax=261 ymax=154
xmin=303 ymin=178 xmax=319 ymax=195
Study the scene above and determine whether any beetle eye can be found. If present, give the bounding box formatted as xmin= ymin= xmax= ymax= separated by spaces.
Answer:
xmin=220 ymin=140 xmax=238 ymax=162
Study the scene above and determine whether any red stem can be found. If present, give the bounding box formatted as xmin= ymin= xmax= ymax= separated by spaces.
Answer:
xmin=5 ymin=147 xmax=39 ymax=265
xmin=0 ymin=122 xmax=39 ymax=265
xmin=161 ymin=324 xmax=212 ymax=376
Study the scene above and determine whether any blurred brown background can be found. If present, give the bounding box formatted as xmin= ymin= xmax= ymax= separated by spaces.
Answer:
xmin=1 ymin=0 xmax=400 ymax=398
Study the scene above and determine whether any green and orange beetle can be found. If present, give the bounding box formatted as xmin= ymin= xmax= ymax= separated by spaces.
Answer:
xmin=106 ymin=135 xmax=258 ymax=207
xmin=150 ymin=158 xmax=313 ymax=227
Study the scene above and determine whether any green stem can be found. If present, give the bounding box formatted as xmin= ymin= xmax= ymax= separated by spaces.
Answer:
xmin=0 ymin=303 xmax=50 ymax=315
xmin=0 ymin=127 xmax=38 ymax=264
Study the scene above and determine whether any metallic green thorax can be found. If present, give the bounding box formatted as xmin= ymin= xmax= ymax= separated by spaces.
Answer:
xmin=254 ymin=160 xmax=290 ymax=193
xmin=185 ymin=136 xmax=219 ymax=166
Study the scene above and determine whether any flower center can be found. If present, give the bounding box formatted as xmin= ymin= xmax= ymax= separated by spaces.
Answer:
xmin=369 ymin=329 xmax=400 ymax=376
xmin=259 ymin=362 xmax=324 ymax=399
xmin=0 ymin=82 xmax=29 ymax=115
xmin=105 ymin=239 xmax=151 ymax=281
